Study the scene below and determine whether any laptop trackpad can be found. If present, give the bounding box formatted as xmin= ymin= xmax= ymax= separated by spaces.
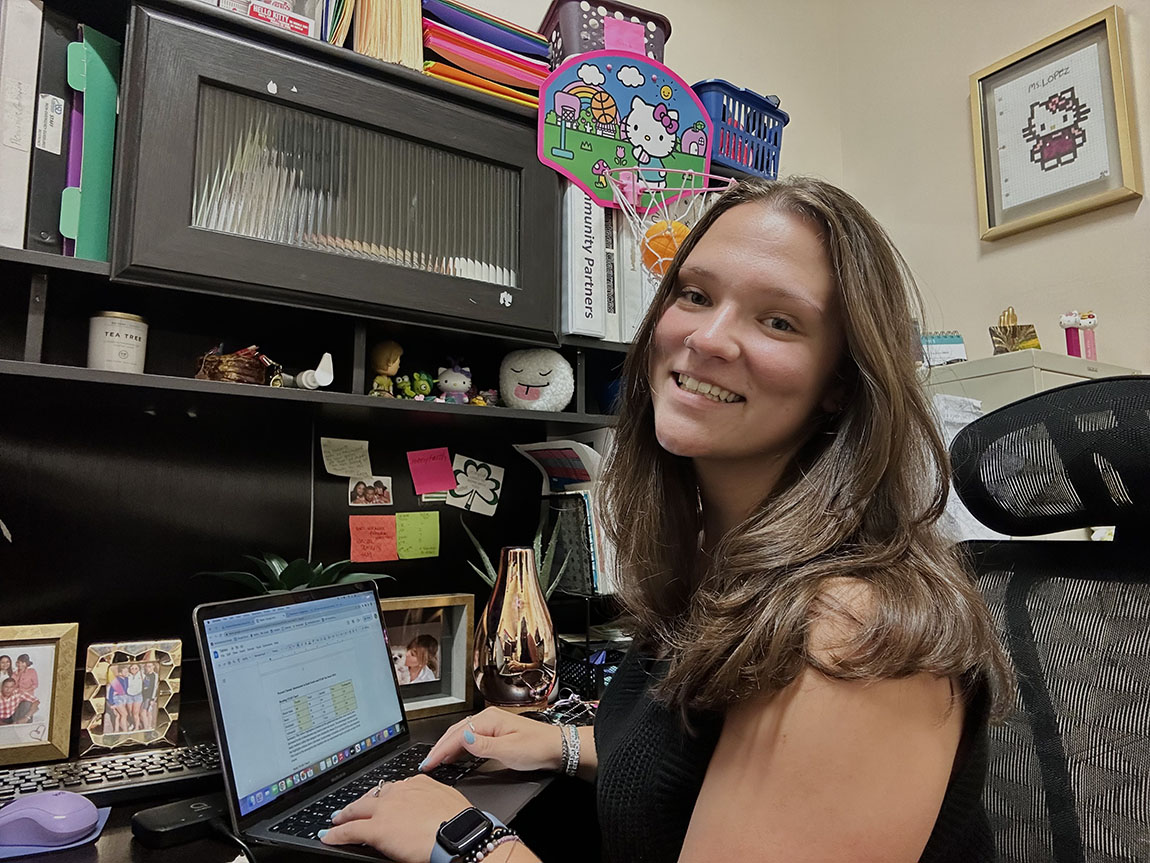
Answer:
xmin=457 ymin=770 xmax=547 ymax=824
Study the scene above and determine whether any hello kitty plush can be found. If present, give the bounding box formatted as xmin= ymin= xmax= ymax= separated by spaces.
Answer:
xmin=436 ymin=364 xmax=473 ymax=404
xmin=625 ymin=96 xmax=678 ymax=188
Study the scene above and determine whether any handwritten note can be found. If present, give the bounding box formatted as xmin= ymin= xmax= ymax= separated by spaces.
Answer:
xmin=349 ymin=515 xmax=398 ymax=562
xmin=445 ymin=455 xmax=504 ymax=517
xmin=396 ymin=511 xmax=439 ymax=559
xmin=321 ymin=438 xmax=372 ymax=477
xmin=406 ymin=448 xmax=457 ymax=495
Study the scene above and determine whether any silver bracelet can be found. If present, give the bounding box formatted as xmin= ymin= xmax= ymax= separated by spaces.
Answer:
xmin=561 ymin=724 xmax=580 ymax=778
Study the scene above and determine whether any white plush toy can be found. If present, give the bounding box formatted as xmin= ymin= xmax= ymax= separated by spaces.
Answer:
xmin=499 ymin=349 xmax=574 ymax=412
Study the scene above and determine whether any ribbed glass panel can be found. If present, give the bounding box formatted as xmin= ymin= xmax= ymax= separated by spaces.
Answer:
xmin=191 ymin=85 xmax=518 ymax=288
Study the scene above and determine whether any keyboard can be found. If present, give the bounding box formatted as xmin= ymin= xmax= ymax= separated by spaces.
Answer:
xmin=270 ymin=743 xmax=480 ymax=840
xmin=0 ymin=743 xmax=222 ymax=807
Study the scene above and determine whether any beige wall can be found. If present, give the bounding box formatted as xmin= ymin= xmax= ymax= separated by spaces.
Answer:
xmin=837 ymin=1 xmax=1149 ymax=371
xmin=479 ymin=1 xmax=1147 ymax=369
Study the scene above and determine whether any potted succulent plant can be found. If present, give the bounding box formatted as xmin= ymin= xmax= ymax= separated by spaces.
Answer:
xmin=197 ymin=553 xmax=392 ymax=595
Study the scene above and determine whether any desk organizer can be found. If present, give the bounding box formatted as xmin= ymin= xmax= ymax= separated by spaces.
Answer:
xmin=692 ymin=78 xmax=789 ymax=179
xmin=539 ymin=0 xmax=671 ymax=69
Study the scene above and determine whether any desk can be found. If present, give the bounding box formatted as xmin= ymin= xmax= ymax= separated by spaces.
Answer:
xmin=19 ymin=708 xmax=552 ymax=862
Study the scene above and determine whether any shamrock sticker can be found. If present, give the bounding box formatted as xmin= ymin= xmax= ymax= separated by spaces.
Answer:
xmin=446 ymin=456 xmax=505 ymax=517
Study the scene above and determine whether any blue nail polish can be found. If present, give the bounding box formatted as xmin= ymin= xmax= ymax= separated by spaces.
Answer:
xmin=463 ymin=729 xmax=476 ymax=744
xmin=418 ymin=757 xmax=429 ymax=771
xmin=330 ymin=809 xmax=341 ymax=821
xmin=318 ymin=829 xmax=329 ymax=839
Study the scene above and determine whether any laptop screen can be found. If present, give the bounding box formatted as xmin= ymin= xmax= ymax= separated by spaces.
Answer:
xmin=201 ymin=589 xmax=405 ymax=817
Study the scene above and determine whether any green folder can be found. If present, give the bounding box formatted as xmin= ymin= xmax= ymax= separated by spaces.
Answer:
xmin=60 ymin=25 xmax=121 ymax=263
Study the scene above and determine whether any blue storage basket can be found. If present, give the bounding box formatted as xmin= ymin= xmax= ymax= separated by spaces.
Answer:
xmin=692 ymin=79 xmax=789 ymax=179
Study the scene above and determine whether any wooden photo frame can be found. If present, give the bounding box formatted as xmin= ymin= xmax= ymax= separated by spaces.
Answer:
xmin=379 ymin=594 xmax=474 ymax=719
xmin=80 ymin=639 xmax=183 ymax=756
xmin=970 ymin=6 xmax=1141 ymax=240
xmin=0 ymin=623 xmax=78 ymax=765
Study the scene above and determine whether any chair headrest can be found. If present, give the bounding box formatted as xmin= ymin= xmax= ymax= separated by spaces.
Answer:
xmin=949 ymin=376 xmax=1150 ymax=539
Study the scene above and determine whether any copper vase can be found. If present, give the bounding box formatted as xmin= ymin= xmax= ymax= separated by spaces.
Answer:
xmin=473 ymin=546 xmax=558 ymax=709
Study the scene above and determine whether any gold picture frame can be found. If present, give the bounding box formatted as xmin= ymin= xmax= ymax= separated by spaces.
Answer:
xmin=379 ymin=593 xmax=474 ymax=719
xmin=79 ymin=640 xmax=183 ymax=756
xmin=0 ymin=623 xmax=78 ymax=766
xmin=970 ymin=6 xmax=1141 ymax=240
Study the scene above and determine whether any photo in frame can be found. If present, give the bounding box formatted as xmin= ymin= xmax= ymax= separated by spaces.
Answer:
xmin=0 ymin=623 xmax=78 ymax=766
xmin=970 ymin=6 xmax=1141 ymax=240
xmin=379 ymin=594 xmax=473 ymax=719
xmin=80 ymin=639 xmax=182 ymax=756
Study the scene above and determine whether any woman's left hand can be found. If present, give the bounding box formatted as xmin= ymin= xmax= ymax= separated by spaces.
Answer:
xmin=319 ymin=774 xmax=470 ymax=863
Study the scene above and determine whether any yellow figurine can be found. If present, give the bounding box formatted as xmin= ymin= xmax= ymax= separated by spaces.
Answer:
xmin=368 ymin=340 xmax=403 ymax=397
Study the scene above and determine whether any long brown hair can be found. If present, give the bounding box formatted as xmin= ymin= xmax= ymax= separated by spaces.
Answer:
xmin=599 ymin=176 xmax=1012 ymax=715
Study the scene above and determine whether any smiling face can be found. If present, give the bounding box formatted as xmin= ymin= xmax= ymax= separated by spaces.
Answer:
xmin=649 ymin=203 xmax=845 ymax=478
xmin=499 ymin=349 xmax=574 ymax=411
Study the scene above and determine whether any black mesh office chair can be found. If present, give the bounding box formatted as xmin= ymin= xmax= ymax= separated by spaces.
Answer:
xmin=949 ymin=376 xmax=1150 ymax=863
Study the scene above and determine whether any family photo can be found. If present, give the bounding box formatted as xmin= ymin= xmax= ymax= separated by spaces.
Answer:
xmin=0 ymin=644 xmax=54 ymax=748
xmin=384 ymin=608 xmax=444 ymax=686
xmin=102 ymin=661 xmax=162 ymax=735
xmin=349 ymin=475 xmax=393 ymax=506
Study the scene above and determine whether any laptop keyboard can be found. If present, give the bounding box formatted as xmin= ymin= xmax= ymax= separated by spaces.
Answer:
xmin=269 ymin=743 xmax=480 ymax=840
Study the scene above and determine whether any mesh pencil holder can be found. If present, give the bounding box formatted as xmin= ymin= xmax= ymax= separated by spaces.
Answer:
xmin=692 ymin=79 xmax=789 ymax=180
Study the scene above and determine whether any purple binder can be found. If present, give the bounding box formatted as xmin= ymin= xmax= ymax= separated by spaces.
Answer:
xmin=62 ymin=91 xmax=83 ymax=256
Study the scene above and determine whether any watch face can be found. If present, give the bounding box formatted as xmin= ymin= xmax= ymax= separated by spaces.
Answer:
xmin=439 ymin=808 xmax=491 ymax=853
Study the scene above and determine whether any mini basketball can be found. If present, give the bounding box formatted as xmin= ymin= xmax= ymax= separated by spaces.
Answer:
xmin=589 ymin=90 xmax=618 ymax=124
xmin=642 ymin=220 xmax=690 ymax=276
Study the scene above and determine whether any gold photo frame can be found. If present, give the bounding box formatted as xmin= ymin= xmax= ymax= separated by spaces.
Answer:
xmin=0 ymin=623 xmax=78 ymax=766
xmin=80 ymin=639 xmax=182 ymax=756
xmin=379 ymin=594 xmax=474 ymax=720
xmin=970 ymin=6 xmax=1141 ymax=240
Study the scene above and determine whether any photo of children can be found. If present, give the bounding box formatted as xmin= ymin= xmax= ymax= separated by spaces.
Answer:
xmin=83 ymin=640 xmax=181 ymax=753
xmin=0 ymin=644 xmax=55 ymax=749
xmin=102 ymin=660 xmax=162 ymax=735
xmin=383 ymin=608 xmax=443 ymax=686
xmin=349 ymin=476 xmax=393 ymax=507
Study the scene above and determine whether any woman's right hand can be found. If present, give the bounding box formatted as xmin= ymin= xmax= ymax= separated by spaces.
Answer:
xmin=419 ymin=707 xmax=564 ymax=774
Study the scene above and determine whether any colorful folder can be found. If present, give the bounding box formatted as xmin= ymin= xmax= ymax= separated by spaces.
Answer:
xmin=59 ymin=24 xmax=120 ymax=263
xmin=422 ymin=18 xmax=548 ymax=91
xmin=421 ymin=0 xmax=548 ymax=60
xmin=422 ymin=61 xmax=537 ymax=109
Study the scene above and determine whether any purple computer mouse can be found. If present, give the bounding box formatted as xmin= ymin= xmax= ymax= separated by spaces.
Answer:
xmin=0 ymin=790 xmax=99 ymax=847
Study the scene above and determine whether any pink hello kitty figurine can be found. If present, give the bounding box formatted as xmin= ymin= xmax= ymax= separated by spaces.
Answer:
xmin=1060 ymin=311 xmax=1082 ymax=358
xmin=436 ymin=363 xmax=473 ymax=404
xmin=1078 ymin=311 xmax=1098 ymax=360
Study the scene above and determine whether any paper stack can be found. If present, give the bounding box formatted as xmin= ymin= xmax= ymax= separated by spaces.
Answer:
xmin=355 ymin=0 xmax=422 ymax=69
xmin=420 ymin=0 xmax=548 ymax=109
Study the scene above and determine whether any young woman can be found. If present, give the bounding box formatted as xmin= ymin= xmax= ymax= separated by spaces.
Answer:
xmin=403 ymin=635 xmax=439 ymax=685
xmin=141 ymin=662 xmax=160 ymax=730
xmin=125 ymin=663 xmax=144 ymax=732
xmin=106 ymin=665 xmax=130 ymax=733
xmin=351 ymin=481 xmax=369 ymax=505
xmin=319 ymin=177 xmax=1012 ymax=863
xmin=0 ymin=655 xmax=13 ymax=681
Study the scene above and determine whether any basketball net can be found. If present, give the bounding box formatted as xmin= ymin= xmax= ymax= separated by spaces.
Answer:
xmin=605 ymin=169 xmax=735 ymax=298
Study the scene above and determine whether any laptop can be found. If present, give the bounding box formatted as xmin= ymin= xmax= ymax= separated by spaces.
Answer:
xmin=194 ymin=582 xmax=480 ymax=860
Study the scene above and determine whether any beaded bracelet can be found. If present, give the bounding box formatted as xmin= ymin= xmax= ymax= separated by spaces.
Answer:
xmin=460 ymin=825 xmax=519 ymax=862
xmin=560 ymin=723 xmax=580 ymax=778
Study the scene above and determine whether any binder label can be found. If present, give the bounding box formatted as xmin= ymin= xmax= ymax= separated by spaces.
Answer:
xmin=2 ymin=79 xmax=34 ymax=152
xmin=34 ymin=94 xmax=66 ymax=155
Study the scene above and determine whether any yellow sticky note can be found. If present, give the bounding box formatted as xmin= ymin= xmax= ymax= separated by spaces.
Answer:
xmin=396 ymin=511 xmax=439 ymax=559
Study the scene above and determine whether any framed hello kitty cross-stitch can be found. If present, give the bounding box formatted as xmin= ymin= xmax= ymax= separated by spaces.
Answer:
xmin=970 ymin=6 xmax=1141 ymax=240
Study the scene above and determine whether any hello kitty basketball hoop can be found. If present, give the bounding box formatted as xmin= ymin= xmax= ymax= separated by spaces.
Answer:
xmin=606 ymin=167 xmax=735 ymax=293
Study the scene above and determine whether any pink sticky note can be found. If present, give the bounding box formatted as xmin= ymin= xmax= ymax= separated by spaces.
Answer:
xmin=603 ymin=16 xmax=646 ymax=55
xmin=349 ymin=515 xmax=398 ymax=562
xmin=406 ymin=447 xmax=457 ymax=495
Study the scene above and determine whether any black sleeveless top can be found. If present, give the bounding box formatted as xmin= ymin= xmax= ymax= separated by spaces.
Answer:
xmin=595 ymin=649 xmax=994 ymax=863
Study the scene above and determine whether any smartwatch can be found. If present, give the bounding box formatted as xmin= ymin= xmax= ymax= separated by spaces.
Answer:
xmin=431 ymin=808 xmax=505 ymax=863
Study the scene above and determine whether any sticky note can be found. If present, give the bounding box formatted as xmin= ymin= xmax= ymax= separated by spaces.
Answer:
xmin=406 ymin=448 xmax=457 ymax=495
xmin=445 ymin=455 xmax=504 ymax=517
xmin=603 ymin=16 xmax=646 ymax=55
xmin=349 ymin=515 xmax=398 ymax=562
xmin=321 ymin=438 xmax=372 ymax=477
xmin=396 ymin=511 xmax=439 ymax=559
